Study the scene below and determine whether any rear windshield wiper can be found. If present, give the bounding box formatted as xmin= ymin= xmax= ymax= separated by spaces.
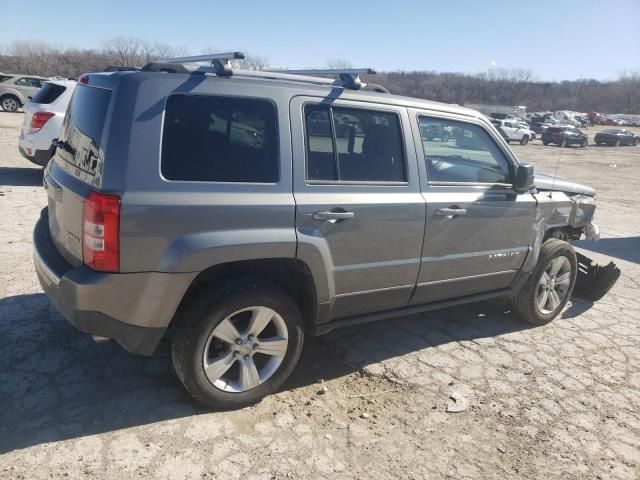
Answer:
xmin=52 ymin=138 xmax=76 ymax=156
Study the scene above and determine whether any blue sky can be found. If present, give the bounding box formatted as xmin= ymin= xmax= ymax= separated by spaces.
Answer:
xmin=1 ymin=0 xmax=638 ymax=81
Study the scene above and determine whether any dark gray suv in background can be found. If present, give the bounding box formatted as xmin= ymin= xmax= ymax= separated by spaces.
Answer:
xmin=33 ymin=53 xmax=614 ymax=409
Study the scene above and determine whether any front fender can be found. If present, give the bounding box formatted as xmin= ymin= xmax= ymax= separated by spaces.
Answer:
xmin=523 ymin=192 xmax=597 ymax=272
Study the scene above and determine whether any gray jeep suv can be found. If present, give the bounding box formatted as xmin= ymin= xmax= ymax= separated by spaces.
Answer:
xmin=33 ymin=54 xmax=611 ymax=409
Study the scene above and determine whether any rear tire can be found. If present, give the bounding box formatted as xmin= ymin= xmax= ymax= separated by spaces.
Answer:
xmin=172 ymin=278 xmax=304 ymax=409
xmin=635 ymin=139 xmax=639 ymax=146
xmin=0 ymin=95 xmax=20 ymax=112
xmin=543 ymin=140 xmax=550 ymax=145
xmin=520 ymin=135 xmax=529 ymax=146
xmin=510 ymin=239 xmax=577 ymax=326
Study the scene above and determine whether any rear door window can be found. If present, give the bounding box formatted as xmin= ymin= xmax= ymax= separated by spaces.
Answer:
xmin=16 ymin=77 xmax=43 ymax=88
xmin=0 ymin=75 xmax=13 ymax=83
xmin=161 ymin=94 xmax=278 ymax=183
xmin=31 ymin=83 xmax=67 ymax=104
xmin=305 ymin=105 xmax=406 ymax=182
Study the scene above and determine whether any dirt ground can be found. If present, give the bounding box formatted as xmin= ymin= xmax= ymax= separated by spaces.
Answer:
xmin=0 ymin=110 xmax=639 ymax=480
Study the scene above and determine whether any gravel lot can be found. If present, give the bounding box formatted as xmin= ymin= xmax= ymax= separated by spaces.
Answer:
xmin=0 ymin=110 xmax=639 ymax=479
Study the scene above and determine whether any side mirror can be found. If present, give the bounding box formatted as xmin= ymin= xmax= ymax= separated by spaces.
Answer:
xmin=514 ymin=164 xmax=535 ymax=193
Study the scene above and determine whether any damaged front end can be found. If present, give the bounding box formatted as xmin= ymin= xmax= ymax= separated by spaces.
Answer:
xmin=529 ymin=180 xmax=620 ymax=302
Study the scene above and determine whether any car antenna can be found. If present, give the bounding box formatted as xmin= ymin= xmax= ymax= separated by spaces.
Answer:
xmin=550 ymin=74 xmax=584 ymax=196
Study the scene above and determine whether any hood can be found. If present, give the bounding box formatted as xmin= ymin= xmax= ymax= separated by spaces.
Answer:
xmin=534 ymin=172 xmax=595 ymax=196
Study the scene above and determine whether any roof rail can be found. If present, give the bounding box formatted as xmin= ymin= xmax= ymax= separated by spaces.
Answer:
xmin=157 ymin=52 xmax=245 ymax=77
xmin=141 ymin=53 xmax=386 ymax=91
xmin=265 ymin=68 xmax=376 ymax=90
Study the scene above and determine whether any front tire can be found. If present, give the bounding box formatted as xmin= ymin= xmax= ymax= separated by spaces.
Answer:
xmin=580 ymin=139 xmax=587 ymax=148
xmin=560 ymin=138 xmax=567 ymax=148
xmin=0 ymin=95 xmax=20 ymax=112
xmin=615 ymin=139 xmax=621 ymax=147
xmin=510 ymin=239 xmax=577 ymax=326
xmin=520 ymin=135 xmax=529 ymax=146
xmin=172 ymin=278 xmax=304 ymax=409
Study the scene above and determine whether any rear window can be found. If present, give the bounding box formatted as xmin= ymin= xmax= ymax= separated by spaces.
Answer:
xmin=58 ymin=85 xmax=112 ymax=176
xmin=161 ymin=94 xmax=279 ymax=183
xmin=31 ymin=83 xmax=66 ymax=104
xmin=0 ymin=75 xmax=13 ymax=83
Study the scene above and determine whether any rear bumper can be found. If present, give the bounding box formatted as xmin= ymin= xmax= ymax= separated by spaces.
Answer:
xmin=33 ymin=210 xmax=196 ymax=355
xmin=18 ymin=145 xmax=53 ymax=167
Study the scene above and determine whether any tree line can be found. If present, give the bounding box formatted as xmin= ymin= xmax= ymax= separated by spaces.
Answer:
xmin=1 ymin=39 xmax=638 ymax=114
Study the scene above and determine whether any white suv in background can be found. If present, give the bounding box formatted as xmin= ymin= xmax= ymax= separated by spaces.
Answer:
xmin=18 ymin=79 xmax=76 ymax=166
xmin=490 ymin=119 xmax=535 ymax=145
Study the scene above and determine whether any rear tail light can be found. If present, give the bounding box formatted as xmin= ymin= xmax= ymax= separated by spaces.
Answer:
xmin=30 ymin=112 xmax=55 ymax=132
xmin=83 ymin=191 xmax=120 ymax=272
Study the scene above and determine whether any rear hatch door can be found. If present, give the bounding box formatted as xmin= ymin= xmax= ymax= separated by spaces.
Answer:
xmin=45 ymin=83 xmax=112 ymax=266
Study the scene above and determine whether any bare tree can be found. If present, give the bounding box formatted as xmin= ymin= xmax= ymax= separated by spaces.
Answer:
xmin=1 ymin=38 xmax=637 ymax=114
xmin=327 ymin=58 xmax=353 ymax=69
xmin=236 ymin=53 xmax=269 ymax=71
xmin=102 ymin=36 xmax=148 ymax=66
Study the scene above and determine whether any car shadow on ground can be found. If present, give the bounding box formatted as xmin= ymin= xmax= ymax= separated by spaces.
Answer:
xmin=0 ymin=166 xmax=44 ymax=187
xmin=576 ymin=237 xmax=640 ymax=265
xmin=0 ymin=293 xmax=552 ymax=454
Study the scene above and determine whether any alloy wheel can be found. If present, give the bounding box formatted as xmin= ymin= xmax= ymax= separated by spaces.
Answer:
xmin=536 ymin=256 xmax=572 ymax=314
xmin=2 ymin=97 xmax=18 ymax=112
xmin=202 ymin=306 xmax=289 ymax=393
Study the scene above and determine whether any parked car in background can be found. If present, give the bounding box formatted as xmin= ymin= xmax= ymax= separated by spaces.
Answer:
xmin=515 ymin=121 xmax=536 ymax=139
xmin=490 ymin=119 xmax=534 ymax=145
xmin=530 ymin=122 xmax=555 ymax=135
xmin=594 ymin=128 xmax=640 ymax=147
xmin=0 ymin=74 xmax=49 ymax=112
xmin=18 ymin=79 xmax=76 ymax=166
xmin=552 ymin=111 xmax=581 ymax=127
xmin=489 ymin=112 xmax=519 ymax=121
xmin=542 ymin=126 xmax=588 ymax=147
xmin=420 ymin=123 xmax=454 ymax=141
xmin=588 ymin=111 xmax=607 ymax=125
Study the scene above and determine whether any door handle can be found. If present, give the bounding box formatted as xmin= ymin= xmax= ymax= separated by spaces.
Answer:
xmin=436 ymin=207 xmax=467 ymax=218
xmin=312 ymin=209 xmax=354 ymax=223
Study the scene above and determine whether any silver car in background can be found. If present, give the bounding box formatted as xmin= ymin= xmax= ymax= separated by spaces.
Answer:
xmin=0 ymin=73 xmax=49 ymax=112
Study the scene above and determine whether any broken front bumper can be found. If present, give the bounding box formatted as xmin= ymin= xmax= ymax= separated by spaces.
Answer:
xmin=573 ymin=252 xmax=621 ymax=302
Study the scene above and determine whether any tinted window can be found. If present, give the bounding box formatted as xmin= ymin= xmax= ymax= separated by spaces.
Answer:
xmin=15 ymin=77 xmax=42 ymax=88
xmin=0 ymin=75 xmax=13 ymax=83
xmin=31 ymin=83 xmax=66 ymax=104
xmin=162 ymin=95 xmax=278 ymax=183
xmin=419 ymin=116 xmax=512 ymax=184
xmin=305 ymin=105 xmax=405 ymax=182
xmin=58 ymin=85 xmax=112 ymax=176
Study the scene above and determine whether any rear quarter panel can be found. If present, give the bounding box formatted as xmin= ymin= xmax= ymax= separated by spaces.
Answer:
xmin=109 ymin=74 xmax=298 ymax=273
